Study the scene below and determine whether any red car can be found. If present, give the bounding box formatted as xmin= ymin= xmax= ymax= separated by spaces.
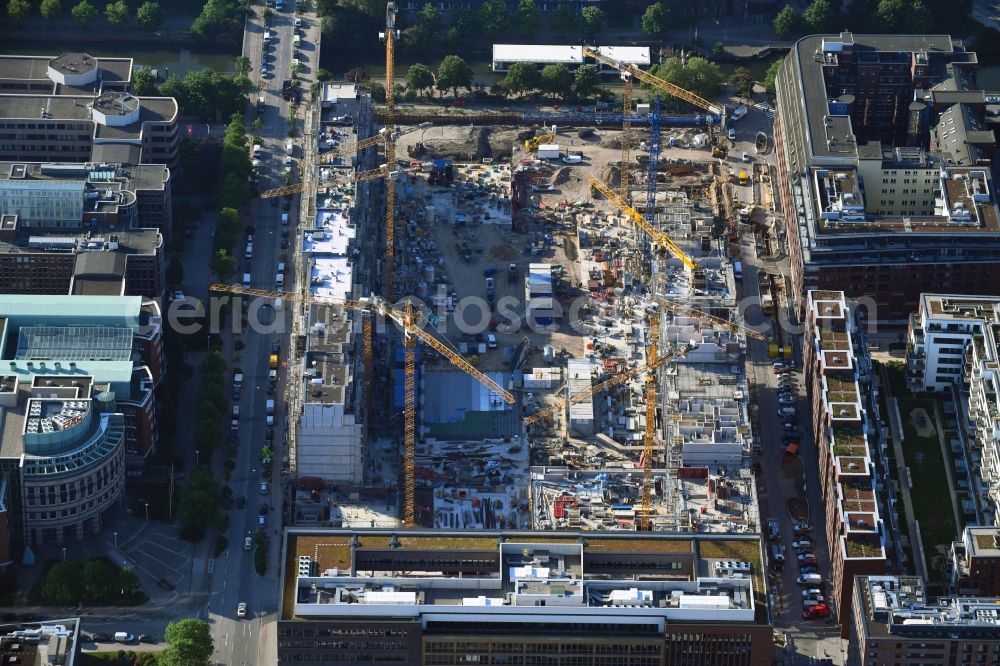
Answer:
xmin=799 ymin=557 xmax=818 ymax=567
xmin=803 ymin=604 xmax=830 ymax=619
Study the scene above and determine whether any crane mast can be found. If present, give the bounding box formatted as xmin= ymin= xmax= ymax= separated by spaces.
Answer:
xmin=381 ymin=2 xmax=398 ymax=299
xmin=641 ymin=313 xmax=659 ymax=531
xmin=621 ymin=72 xmax=633 ymax=203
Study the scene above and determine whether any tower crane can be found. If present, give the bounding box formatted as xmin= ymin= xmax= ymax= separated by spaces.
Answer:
xmin=588 ymin=176 xmax=698 ymax=271
xmin=582 ymin=47 xmax=726 ymax=134
xmin=380 ymin=1 xmax=399 ymax=298
xmin=621 ymin=70 xmax=633 ymax=203
xmin=651 ymin=294 xmax=766 ymax=341
xmin=210 ymin=284 xmax=515 ymax=527
xmin=259 ymin=162 xmax=423 ymax=199
xmin=522 ymin=344 xmax=689 ymax=427
xmin=640 ymin=312 xmax=659 ymax=531
xmin=645 ymin=96 xmax=661 ymax=224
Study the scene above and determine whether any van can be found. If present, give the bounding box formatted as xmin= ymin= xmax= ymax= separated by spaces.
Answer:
xmin=242 ymin=273 xmax=251 ymax=287
xmin=293 ymin=35 xmax=301 ymax=48
xmin=274 ymin=298 xmax=283 ymax=311
xmin=280 ymin=213 xmax=289 ymax=225
xmin=253 ymin=144 xmax=262 ymax=158
xmin=285 ymin=139 xmax=294 ymax=155
xmin=276 ymin=273 xmax=284 ymax=287
xmin=796 ymin=573 xmax=822 ymax=585
xmin=263 ymin=30 xmax=271 ymax=41
xmin=487 ymin=334 xmax=497 ymax=349
xmin=277 ymin=262 xmax=286 ymax=273
xmin=734 ymin=261 xmax=743 ymax=280
xmin=114 ymin=632 xmax=134 ymax=643
xmin=245 ymin=242 xmax=253 ymax=259
xmin=770 ymin=543 xmax=786 ymax=571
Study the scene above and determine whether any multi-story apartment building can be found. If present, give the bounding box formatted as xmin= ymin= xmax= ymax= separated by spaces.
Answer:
xmin=849 ymin=574 xmax=1000 ymax=666
xmin=804 ymin=290 xmax=890 ymax=636
xmin=906 ymin=295 xmax=1000 ymax=524
xmin=774 ymin=33 xmax=1000 ymax=321
xmin=0 ymin=53 xmax=179 ymax=168
xmin=0 ymin=161 xmax=169 ymax=297
xmin=949 ymin=526 xmax=1000 ymax=596
xmin=278 ymin=528 xmax=773 ymax=666
xmin=0 ymin=296 xmax=164 ymax=561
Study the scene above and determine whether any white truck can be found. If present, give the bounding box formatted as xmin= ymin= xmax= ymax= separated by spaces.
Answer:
xmin=537 ymin=144 xmax=560 ymax=159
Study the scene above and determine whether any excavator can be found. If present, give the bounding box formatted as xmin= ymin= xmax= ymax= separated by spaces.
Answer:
xmin=524 ymin=132 xmax=556 ymax=152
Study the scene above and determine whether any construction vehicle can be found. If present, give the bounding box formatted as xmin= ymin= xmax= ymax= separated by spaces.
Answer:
xmin=211 ymin=284 xmax=515 ymax=528
xmin=712 ymin=145 xmax=728 ymax=159
xmin=524 ymin=132 xmax=556 ymax=151
xmin=588 ymin=177 xmax=698 ymax=271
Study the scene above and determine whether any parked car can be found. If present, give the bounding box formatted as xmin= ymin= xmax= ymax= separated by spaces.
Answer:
xmin=156 ymin=578 xmax=175 ymax=591
xmin=138 ymin=634 xmax=156 ymax=644
xmin=91 ymin=633 xmax=112 ymax=642
xmin=793 ymin=522 xmax=813 ymax=534
xmin=792 ymin=539 xmax=813 ymax=550
xmin=237 ymin=602 xmax=248 ymax=619
xmin=803 ymin=603 xmax=830 ymax=619
xmin=779 ymin=396 xmax=796 ymax=405
xmin=799 ymin=557 xmax=818 ymax=567
xmin=801 ymin=588 xmax=822 ymax=598
xmin=259 ymin=503 xmax=269 ymax=515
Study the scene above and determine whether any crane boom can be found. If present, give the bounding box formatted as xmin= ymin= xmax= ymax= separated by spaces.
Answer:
xmin=589 ymin=177 xmax=698 ymax=270
xmin=209 ymin=284 xmax=515 ymax=405
xmin=640 ymin=313 xmax=659 ymax=531
xmin=582 ymin=47 xmax=724 ymax=119
xmin=653 ymin=295 xmax=765 ymax=341
xmin=522 ymin=345 xmax=688 ymax=427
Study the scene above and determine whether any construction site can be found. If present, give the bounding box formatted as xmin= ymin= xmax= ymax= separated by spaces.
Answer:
xmin=220 ymin=4 xmax=780 ymax=538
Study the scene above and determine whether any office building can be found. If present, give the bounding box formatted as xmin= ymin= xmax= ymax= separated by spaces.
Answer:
xmin=849 ymin=574 xmax=1000 ymax=666
xmin=773 ymin=33 xmax=1000 ymax=321
xmin=0 ymin=161 xmax=169 ymax=297
xmin=279 ymin=528 xmax=773 ymax=666
xmin=906 ymin=295 xmax=1000 ymax=524
xmin=0 ymin=296 xmax=162 ymax=557
xmin=0 ymin=53 xmax=179 ymax=168
xmin=804 ymin=291 xmax=892 ymax=636
xmin=0 ymin=619 xmax=79 ymax=666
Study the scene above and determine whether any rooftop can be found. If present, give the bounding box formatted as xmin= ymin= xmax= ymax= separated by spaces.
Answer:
xmin=0 ymin=94 xmax=177 ymax=141
xmin=859 ymin=574 xmax=1000 ymax=638
xmin=0 ymin=618 xmax=79 ymax=666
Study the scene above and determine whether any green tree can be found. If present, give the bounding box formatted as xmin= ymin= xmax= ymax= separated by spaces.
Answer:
xmin=161 ymin=619 xmax=214 ymax=666
xmin=83 ymin=560 xmax=117 ymax=603
xmin=71 ymin=0 xmax=97 ymax=23
xmin=191 ymin=0 xmax=243 ymax=42
xmin=136 ymin=0 xmax=164 ymax=30
xmin=403 ymin=2 xmax=442 ymax=52
xmin=437 ymin=55 xmax=473 ymax=97
xmin=42 ymin=560 xmax=83 ymax=606
xmin=317 ymin=68 xmax=334 ymax=82
xmin=729 ymin=67 xmax=753 ymax=100
xmin=648 ymin=57 xmax=725 ymax=101
xmin=405 ymin=63 xmax=435 ymax=98
xmin=906 ymin=0 xmax=932 ymax=32
xmin=540 ymin=63 xmax=573 ymax=100
xmin=876 ymin=0 xmax=904 ymax=31
xmin=105 ymin=0 xmax=128 ymax=23
xmin=119 ymin=567 xmax=140 ymax=597
xmin=131 ymin=67 xmax=159 ymax=96
xmin=641 ymin=2 xmax=676 ymax=37
xmin=516 ymin=0 xmax=540 ymax=36
xmin=549 ymin=5 xmax=577 ymax=32
xmin=477 ymin=0 xmax=509 ymax=37
xmin=763 ymin=59 xmax=781 ymax=95
xmin=504 ymin=62 xmax=540 ymax=97
xmin=41 ymin=0 xmax=62 ymax=21
xmin=167 ymin=256 xmax=185 ymax=285
xmin=260 ymin=446 xmax=273 ymax=462
xmin=712 ymin=41 xmax=724 ymax=55
xmin=574 ymin=64 xmax=601 ymax=99
xmin=212 ymin=249 xmax=237 ymax=280
xmin=802 ymin=0 xmax=839 ymax=32
xmin=773 ymin=5 xmax=799 ymax=37
xmin=177 ymin=466 xmax=223 ymax=540
xmin=235 ymin=56 xmax=251 ymax=78
xmin=7 ymin=0 xmax=32 ymax=21
xmin=580 ymin=6 xmax=604 ymax=38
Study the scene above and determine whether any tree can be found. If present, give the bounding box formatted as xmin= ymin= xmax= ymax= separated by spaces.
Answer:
xmin=161 ymin=619 xmax=214 ymax=666
xmin=729 ymin=67 xmax=753 ymax=100
xmin=712 ymin=41 xmax=724 ymax=55
xmin=42 ymin=561 xmax=83 ymax=606
xmin=550 ymin=5 xmax=577 ymax=32
xmin=105 ymin=0 xmax=128 ymax=23
xmin=802 ymin=0 xmax=838 ymax=33
xmin=212 ymin=249 xmax=237 ymax=280
xmin=136 ymin=1 xmax=164 ymax=30
xmin=504 ymin=62 xmax=540 ymax=97
xmin=316 ymin=68 xmax=334 ymax=82
xmin=83 ymin=560 xmax=117 ymax=603
xmin=71 ymin=0 xmax=97 ymax=22
xmin=405 ymin=63 xmax=435 ymax=98
xmin=763 ymin=59 xmax=781 ymax=95
xmin=574 ymin=64 xmax=601 ymax=99
xmin=177 ymin=466 xmax=223 ymax=540
xmin=516 ymin=0 xmax=540 ymax=36
xmin=641 ymin=2 xmax=676 ymax=37
xmin=191 ymin=0 xmax=244 ymax=42
xmin=167 ymin=256 xmax=185 ymax=286
xmin=906 ymin=0 xmax=932 ymax=32
xmin=7 ymin=0 xmax=31 ymax=21
xmin=131 ymin=67 xmax=159 ymax=96
xmin=580 ymin=6 xmax=604 ymax=38
xmin=344 ymin=66 xmax=369 ymax=83
xmin=260 ymin=446 xmax=273 ymax=462
xmin=477 ymin=0 xmax=509 ymax=37
xmin=437 ymin=55 xmax=473 ymax=97
xmin=41 ymin=0 xmax=62 ymax=21
xmin=773 ymin=5 xmax=799 ymax=37
xmin=648 ymin=57 xmax=725 ymax=101
xmin=540 ymin=64 xmax=573 ymax=100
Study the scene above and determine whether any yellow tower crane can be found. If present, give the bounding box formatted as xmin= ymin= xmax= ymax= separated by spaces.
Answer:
xmin=210 ymin=284 xmax=516 ymax=527
xmin=640 ymin=312 xmax=659 ymax=531
xmin=582 ymin=47 xmax=727 ymax=135
xmin=651 ymin=295 xmax=766 ymax=341
xmin=621 ymin=71 xmax=633 ymax=203
xmin=588 ymin=176 xmax=698 ymax=271
xmin=381 ymin=1 xmax=399 ymax=299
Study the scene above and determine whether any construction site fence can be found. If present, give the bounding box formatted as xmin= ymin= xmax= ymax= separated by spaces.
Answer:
xmin=376 ymin=111 xmax=722 ymax=128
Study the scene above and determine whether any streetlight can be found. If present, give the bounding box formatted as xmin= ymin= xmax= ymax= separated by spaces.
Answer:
xmin=113 ymin=532 xmax=118 ymax=551
xmin=62 ymin=547 xmax=66 ymax=561
xmin=143 ymin=501 xmax=150 ymax=521
xmin=196 ymin=449 xmax=200 ymax=466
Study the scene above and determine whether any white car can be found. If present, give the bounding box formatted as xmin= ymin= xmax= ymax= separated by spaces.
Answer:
xmin=169 ymin=290 xmax=185 ymax=302
xmin=792 ymin=539 xmax=813 ymax=550
xmin=244 ymin=536 xmax=253 ymax=551
xmin=779 ymin=396 xmax=796 ymax=405
xmin=294 ymin=17 xmax=302 ymax=27
xmin=237 ymin=602 xmax=247 ymax=618
xmin=742 ymin=151 xmax=750 ymax=163
xmin=728 ymin=128 xmax=736 ymax=141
